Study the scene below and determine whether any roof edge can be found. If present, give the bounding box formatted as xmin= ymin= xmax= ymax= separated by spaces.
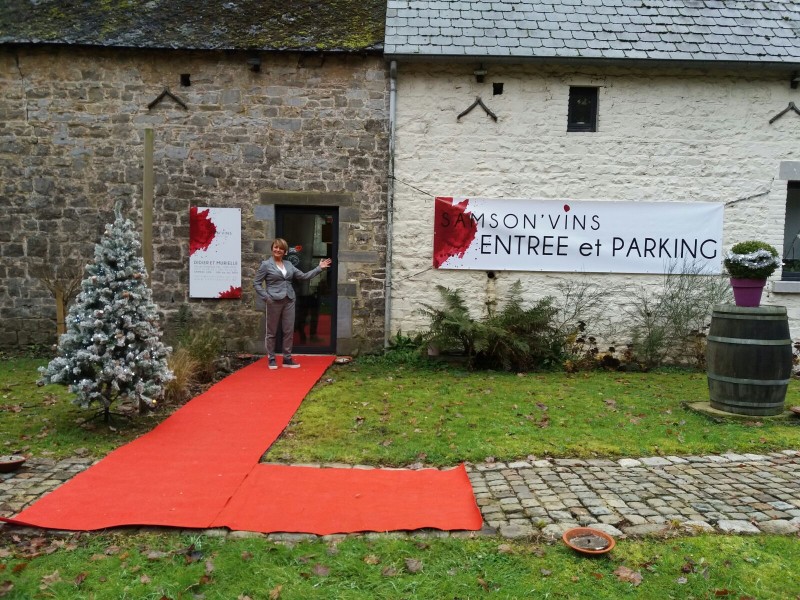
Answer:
xmin=1 ymin=40 xmax=385 ymax=55
xmin=384 ymin=53 xmax=800 ymax=72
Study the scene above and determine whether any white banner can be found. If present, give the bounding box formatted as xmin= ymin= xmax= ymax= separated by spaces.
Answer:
xmin=434 ymin=197 xmax=724 ymax=274
xmin=189 ymin=207 xmax=242 ymax=299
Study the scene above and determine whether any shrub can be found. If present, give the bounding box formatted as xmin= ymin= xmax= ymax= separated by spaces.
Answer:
xmin=623 ymin=261 xmax=731 ymax=368
xmin=178 ymin=325 xmax=224 ymax=382
xmin=358 ymin=331 xmax=432 ymax=367
xmin=550 ymin=279 xmax=621 ymax=370
xmin=481 ymin=282 xmax=563 ymax=371
xmin=724 ymin=240 xmax=781 ymax=279
xmin=164 ymin=347 xmax=200 ymax=403
xmin=418 ymin=282 xmax=566 ymax=371
xmin=384 ymin=330 xmax=428 ymax=364
xmin=418 ymin=285 xmax=485 ymax=364
xmin=165 ymin=303 xmax=193 ymax=347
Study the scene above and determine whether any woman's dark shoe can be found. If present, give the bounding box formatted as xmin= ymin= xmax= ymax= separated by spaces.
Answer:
xmin=268 ymin=358 xmax=278 ymax=370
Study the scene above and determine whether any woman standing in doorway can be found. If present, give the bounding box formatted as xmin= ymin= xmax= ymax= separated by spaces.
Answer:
xmin=253 ymin=238 xmax=332 ymax=369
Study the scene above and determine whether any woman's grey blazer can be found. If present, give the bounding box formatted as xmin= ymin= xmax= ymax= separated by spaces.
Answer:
xmin=253 ymin=257 xmax=322 ymax=301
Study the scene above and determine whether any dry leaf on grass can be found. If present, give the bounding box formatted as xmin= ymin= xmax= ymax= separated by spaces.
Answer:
xmin=363 ymin=554 xmax=380 ymax=565
xmin=405 ymin=558 xmax=423 ymax=573
xmin=39 ymin=570 xmax=61 ymax=589
xmin=613 ymin=565 xmax=643 ymax=586
xmin=269 ymin=584 xmax=283 ymax=599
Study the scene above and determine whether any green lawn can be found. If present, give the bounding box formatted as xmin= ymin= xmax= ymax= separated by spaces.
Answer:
xmin=266 ymin=362 xmax=800 ymax=466
xmin=1 ymin=359 xmax=168 ymax=460
xmin=2 ymin=532 xmax=798 ymax=599
xmin=2 ymin=357 xmax=800 ymax=599
xmin=3 ymin=358 xmax=800 ymax=465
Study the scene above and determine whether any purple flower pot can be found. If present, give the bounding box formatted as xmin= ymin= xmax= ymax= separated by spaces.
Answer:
xmin=730 ymin=278 xmax=766 ymax=307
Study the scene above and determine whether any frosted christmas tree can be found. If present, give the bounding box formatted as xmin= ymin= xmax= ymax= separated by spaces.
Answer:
xmin=39 ymin=201 xmax=172 ymax=422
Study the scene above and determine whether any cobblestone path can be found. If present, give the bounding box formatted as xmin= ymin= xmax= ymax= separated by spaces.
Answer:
xmin=2 ymin=451 xmax=799 ymax=540
xmin=469 ymin=450 xmax=800 ymax=540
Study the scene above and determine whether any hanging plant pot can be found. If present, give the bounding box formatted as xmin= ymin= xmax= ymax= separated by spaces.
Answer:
xmin=729 ymin=278 xmax=766 ymax=307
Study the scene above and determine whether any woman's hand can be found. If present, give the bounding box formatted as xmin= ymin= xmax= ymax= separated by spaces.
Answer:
xmin=319 ymin=258 xmax=332 ymax=269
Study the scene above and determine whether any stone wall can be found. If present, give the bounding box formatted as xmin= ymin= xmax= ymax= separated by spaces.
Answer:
xmin=0 ymin=46 xmax=389 ymax=353
xmin=391 ymin=62 xmax=800 ymax=339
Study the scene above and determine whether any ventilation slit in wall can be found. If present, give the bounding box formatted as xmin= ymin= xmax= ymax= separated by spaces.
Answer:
xmin=180 ymin=74 xmax=191 ymax=87
xmin=493 ymin=82 xmax=504 ymax=96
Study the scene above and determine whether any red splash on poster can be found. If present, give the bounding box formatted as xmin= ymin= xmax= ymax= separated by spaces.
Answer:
xmin=433 ymin=197 xmax=478 ymax=268
xmin=218 ymin=286 xmax=242 ymax=299
xmin=189 ymin=207 xmax=217 ymax=255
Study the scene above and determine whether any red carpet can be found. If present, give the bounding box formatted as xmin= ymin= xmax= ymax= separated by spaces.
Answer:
xmin=214 ymin=464 xmax=482 ymax=535
xmin=2 ymin=356 xmax=482 ymax=534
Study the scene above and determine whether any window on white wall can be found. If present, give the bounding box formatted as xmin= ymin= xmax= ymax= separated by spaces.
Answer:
xmin=567 ymin=87 xmax=598 ymax=132
xmin=782 ymin=181 xmax=800 ymax=281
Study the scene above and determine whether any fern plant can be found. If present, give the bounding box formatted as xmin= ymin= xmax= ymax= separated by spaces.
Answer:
xmin=418 ymin=282 xmax=565 ymax=371
xmin=484 ymin=282 xmax=563 ymax=371
xmin=418 ymin=285 xmax=486 ymax=364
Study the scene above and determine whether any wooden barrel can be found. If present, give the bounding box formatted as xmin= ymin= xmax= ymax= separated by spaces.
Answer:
xmin=706 ymin=304 xmax=792 ymax=416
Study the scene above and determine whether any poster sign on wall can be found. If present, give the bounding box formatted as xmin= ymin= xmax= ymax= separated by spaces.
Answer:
xmin=433 ymin=197 xmax=724 ymax=274
xmin=189 ymin=207 xmax=242 ymax=298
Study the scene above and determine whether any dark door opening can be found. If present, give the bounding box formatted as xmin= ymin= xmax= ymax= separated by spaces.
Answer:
xmin=276 ymin=206 xmax=337 ymax=354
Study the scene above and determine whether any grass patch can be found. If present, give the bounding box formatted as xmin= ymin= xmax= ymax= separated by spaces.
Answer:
xmin=2 ymin=358 xmax=799 ymax=598
xmin=0 ymin=359 xmax=169 ymax=460
xmin=1 ymin=531 xmax=798 ymax=599
xmin=3 ymin=358 xmax=800 ymax=465
xmin=267 ymin=363 xmax=800 ymax=466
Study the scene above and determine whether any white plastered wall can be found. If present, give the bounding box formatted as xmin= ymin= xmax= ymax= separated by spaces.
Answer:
xmin=390 ymin=61 xmax=800 ymax=342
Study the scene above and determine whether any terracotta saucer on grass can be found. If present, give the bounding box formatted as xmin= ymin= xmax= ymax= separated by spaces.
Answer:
xmin=562 ymin=527 xmax=616 ymax=556
xmin=0 ymin=455 xmax=26 ymax=473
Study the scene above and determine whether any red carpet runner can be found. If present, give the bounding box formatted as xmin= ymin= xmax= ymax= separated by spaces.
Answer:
xmin=3 ymin=357 xmax=483 ymax=534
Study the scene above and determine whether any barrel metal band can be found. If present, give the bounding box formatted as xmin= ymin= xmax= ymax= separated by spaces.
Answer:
xmin=712 ymin=313 xmax=787 ymax=321
xmin=707 ymin=335 xmax=791 ymax=346
xmin=707 ymin=373 xmax=791 ymax=386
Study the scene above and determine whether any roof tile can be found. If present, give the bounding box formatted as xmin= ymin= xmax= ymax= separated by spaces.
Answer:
xmin=1 ymin=0 xmax=386 ymax=52
xmin=386 ymin=0 xmax=798 ymax=64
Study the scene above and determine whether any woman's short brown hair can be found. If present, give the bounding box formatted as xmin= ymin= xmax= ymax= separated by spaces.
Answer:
xmin=271 ymin=238 xmax=288 ymax=253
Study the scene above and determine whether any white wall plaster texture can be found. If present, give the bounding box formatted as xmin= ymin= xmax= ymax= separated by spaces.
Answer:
xmin=390 ymin=63 xmax=800 ymax=340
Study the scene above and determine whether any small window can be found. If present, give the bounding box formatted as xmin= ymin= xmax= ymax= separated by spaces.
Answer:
xmin=782 ymin=181 xmax=800 ymax=280
xmin=567 ymin=86 xmax=598 ymax=132
xmin=180 ymin=74 xmax=191 ymax=87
